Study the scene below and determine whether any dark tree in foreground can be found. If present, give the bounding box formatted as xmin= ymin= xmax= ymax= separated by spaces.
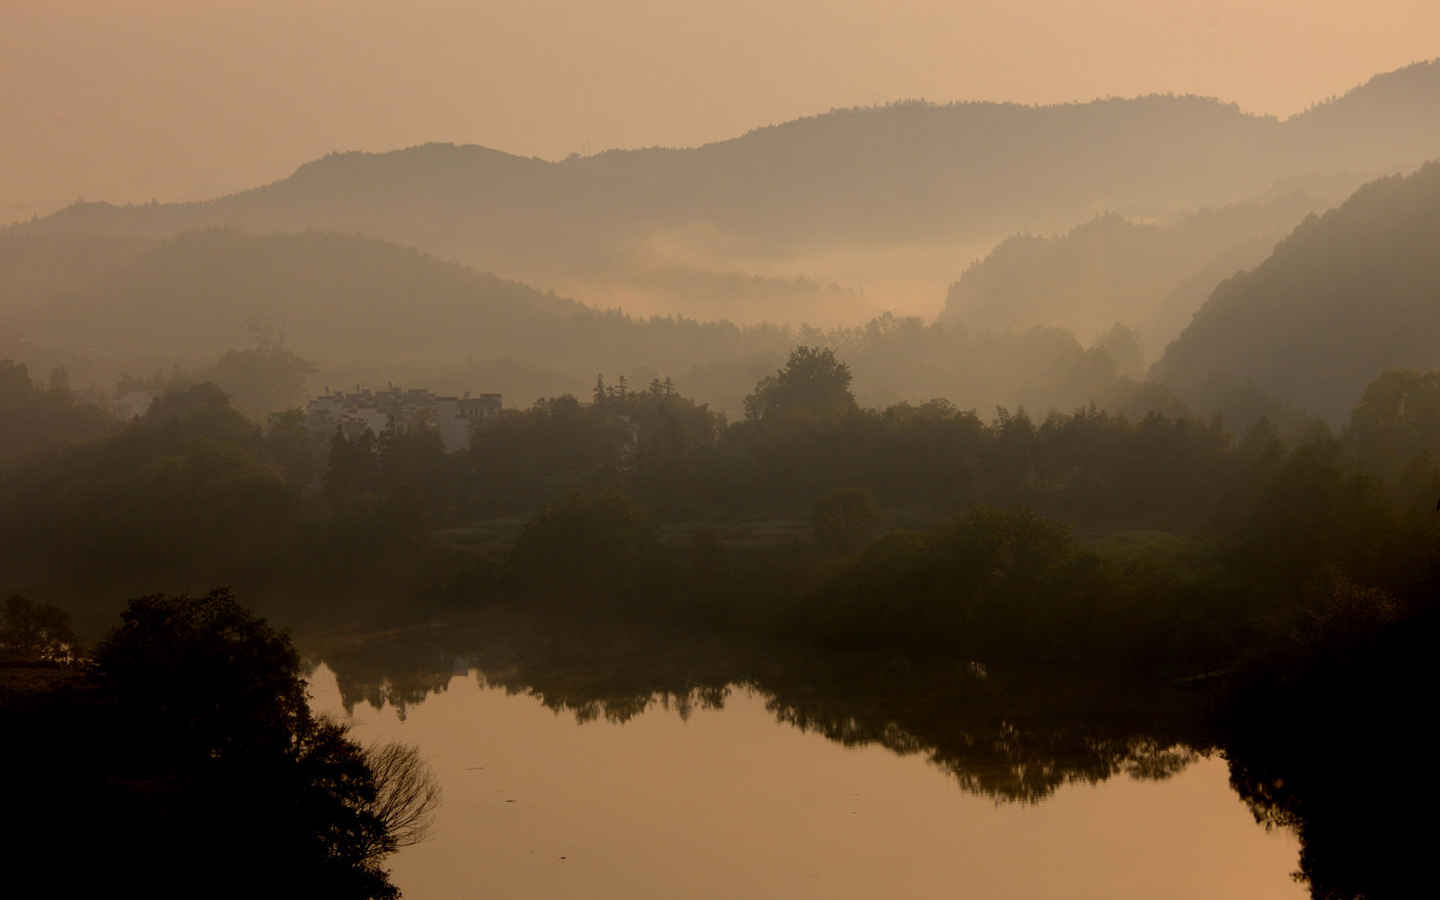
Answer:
xmin=12 ymin=589 xmax=438 ymax=899
xmin=95 ymin=589 xmax=312 ymax=763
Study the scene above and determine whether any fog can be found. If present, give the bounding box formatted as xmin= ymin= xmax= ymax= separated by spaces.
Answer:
xmin=4 ymin=8 xmax=1440 ymax=900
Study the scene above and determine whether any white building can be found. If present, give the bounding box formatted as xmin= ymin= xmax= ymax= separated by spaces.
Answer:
xmin=304 ymin=386 xmax=502 ymax=452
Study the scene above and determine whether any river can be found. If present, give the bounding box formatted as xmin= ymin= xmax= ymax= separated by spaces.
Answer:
xmin=308 ymin=642 xmax=1303 ymax=900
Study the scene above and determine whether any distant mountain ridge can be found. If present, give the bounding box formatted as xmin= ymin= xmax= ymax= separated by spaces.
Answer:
xmin=12 ymin=60 xmax=1439 ymax=281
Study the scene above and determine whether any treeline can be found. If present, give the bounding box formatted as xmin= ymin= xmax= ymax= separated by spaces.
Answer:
xmin=417 ymin=349 xmax=1440 ymax=685
xmin=2 ymin=346 xmax=1436 ymax=653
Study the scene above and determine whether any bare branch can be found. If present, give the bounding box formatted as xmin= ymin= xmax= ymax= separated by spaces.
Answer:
xmin=364 ymin=742 xmax=442 ymax=854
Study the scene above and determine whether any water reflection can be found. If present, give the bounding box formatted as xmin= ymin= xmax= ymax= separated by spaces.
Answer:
xmin=311 ymin=615 xmax=1209 ymax=805
xmin=309 ymin=670 xmax=1299 ymax=900
xmin=304 ymin=614 xmax=1309 ymax=899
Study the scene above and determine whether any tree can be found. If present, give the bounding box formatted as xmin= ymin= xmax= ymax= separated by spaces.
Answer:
xmin=205 ymin=345 xmax=316 ymax=423
xmin=0 ymin=595 xmax=78 ymax=661
xmin=266 ymin=407 xmax=322 ymax=487
xmin=327 ymin=427 xmax=381 ymax=511
xmin=376 ymin=424 xmax=451 ymax=526
xmin=0 ymin=358 xmax=113 ymax=463
xmin=94 ymin=588 xmax=311 ymax=762
xmin=812 ymin=489 xmax=879 ymax=555
xmin=1346 ymin=369 xmax=1440 ymax=494
xmin=362 ymin=742 xmax=442 ymax=856
xmin=506 ymin=491 xmax=662 ymax=605
xmin=744 ymin=345 xmax=857 ymax=426
xmin=79 ymin=590 xmax=440 ymax=898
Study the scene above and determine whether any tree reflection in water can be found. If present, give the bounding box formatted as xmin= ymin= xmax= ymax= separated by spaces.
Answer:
xmin=310 ymin=612 xmax=1206 ymax=809
xmin=310 ymin=609 xmax=1432 ymax=899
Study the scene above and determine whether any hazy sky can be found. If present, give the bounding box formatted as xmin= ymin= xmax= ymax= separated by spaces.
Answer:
xmin=4 ymin=1 xmax=1436 ymax=221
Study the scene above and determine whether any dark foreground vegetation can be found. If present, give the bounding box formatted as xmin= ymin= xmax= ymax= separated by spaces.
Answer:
xmin=3 ymin=590 xmax=437 ymax=900
xmin=2 ymin=343 xmax=1437 ymax=898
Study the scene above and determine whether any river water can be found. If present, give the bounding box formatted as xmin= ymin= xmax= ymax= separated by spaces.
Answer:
xmin=309 ymin=661 xmax=1304 ymax=900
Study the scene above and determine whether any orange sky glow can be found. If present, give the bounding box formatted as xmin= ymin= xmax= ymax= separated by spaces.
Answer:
xmin=3 ymin=1 xmax=1436 ymax=221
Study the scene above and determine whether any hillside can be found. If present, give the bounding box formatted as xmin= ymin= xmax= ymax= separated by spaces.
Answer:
xmin=10 ymin=60 xmax=1438 ymax=318
xmin=1 ymin=228 xmax=1193 ymax=420
xmin=14 ymin=97 xmax=1279 ymax=248
xmin=0 ymin=229 xmax=800 ymax=407
xmin=938 ymin=187 xmax=1346 ymax=350
xmin=0 ymin=233 xmax=158 ymax=311
xmin=1284 ymin=58 xmax=1440 ymax=163
xmin=1151 ymin=162 xmax=1440 ymax=422
xmin=6 ymin=230 xmax=571 ymax=359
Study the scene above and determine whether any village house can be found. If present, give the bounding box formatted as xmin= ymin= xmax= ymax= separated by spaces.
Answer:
xmin=304 ymin=386 xmax=501 ymax=452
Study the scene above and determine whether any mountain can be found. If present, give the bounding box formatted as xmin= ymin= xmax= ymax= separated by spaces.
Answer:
xmin=938 ymin=186 xmax=1351 ymax=351
xmin=4 ymin=229 xmax=570 ymax=361
xmin=1150 ymin=161 xmax=1440 ymax=422
xmin=10 ymin=61 xmax=1438 ymax=318
xmin=0 ymin=233 xmax=158 ymax=311
xmin=1283 ymin=59 xmax=1440 ymax=163
xmin=0 ymin=228 xmax=1186 ymax=420
xmin=0 ymin=228 xmax=804 ymax=408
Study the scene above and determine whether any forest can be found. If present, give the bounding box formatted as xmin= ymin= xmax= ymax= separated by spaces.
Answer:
xmin=4 ymin=342 xmax=1436 ymax=662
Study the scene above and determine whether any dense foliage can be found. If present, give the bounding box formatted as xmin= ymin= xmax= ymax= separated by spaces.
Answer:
xmin=0 ymin=359 xmax=113 ymax=465
xmin=4 ymin=345 xmax=1436 ymax=649
xmin=7 ymin=590 xmax=438 ymax=898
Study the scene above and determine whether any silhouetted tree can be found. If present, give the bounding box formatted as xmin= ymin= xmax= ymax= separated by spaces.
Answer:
xmin=94 ymin=589 xmax=311 ymax=762
xmin=744 ymin=345 xmax=857 ymax=426
xmin=362 ymin=742 xmax=442 ymax=856
xmin=73 ymin=590 xmax=440 ymax=898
